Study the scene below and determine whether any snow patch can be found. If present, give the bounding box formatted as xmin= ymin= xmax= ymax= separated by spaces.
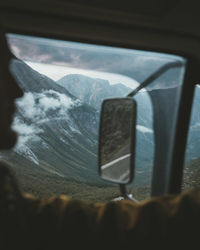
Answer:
xmin=60 ymin=137 xmax=69 ymax=144
xmin=191 ymin=123 xmax=200 ymax=130
xmin=69 ymin=124 xmax=81 ymax=134
xmin=41 ymin=141 xmax=50 ymax=149
xmin=137 ymin=125 xmax=153 ymax=133
xmin=14 ymin=144 xmax=39 ymax=165
xmin=61 ymin=128 xmax=72 ymax=138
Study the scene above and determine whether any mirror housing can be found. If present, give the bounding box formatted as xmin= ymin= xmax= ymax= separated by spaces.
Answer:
xmin=98 ymin=98 xmax=137 ymax=184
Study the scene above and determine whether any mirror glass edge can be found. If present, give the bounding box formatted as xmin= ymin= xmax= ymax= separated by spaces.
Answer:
xmin=98 ymin=97 xmax=137 ymax=185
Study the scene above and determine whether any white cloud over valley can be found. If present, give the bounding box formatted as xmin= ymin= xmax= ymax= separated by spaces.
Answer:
xmin=12 ymin=89 xmax=80 ymax=156
xmin=16 ymin=90 xmax=78 ymax=123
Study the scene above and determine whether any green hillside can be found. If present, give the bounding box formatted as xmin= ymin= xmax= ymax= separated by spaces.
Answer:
xmin=183 ymin=158 xmax=200 ymax=190
xmin=7 ymin=160 xmax=150 ymax=202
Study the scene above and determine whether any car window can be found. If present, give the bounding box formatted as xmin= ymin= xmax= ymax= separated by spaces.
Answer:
xmin=0 ymin=33 xmax=185 ymax=201
xmin=183 ymin=85 xmax=200 ymax=191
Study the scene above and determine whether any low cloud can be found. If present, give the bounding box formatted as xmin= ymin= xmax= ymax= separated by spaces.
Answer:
xmin=13 ymin=117 xmax=42 ymax=136
xmin=12 ymin=117 xmax=42 ymax=160
xmin=12 ymin=89 xmax=80 ymax=153
xmin=16 ymin=90 xmax=78 ymax=123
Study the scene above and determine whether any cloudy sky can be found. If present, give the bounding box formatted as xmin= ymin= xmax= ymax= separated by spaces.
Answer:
xmin=7 ymin=33 xmax=185 ymax=88
xmin=25 ymin=61 xmax=139 ymax=88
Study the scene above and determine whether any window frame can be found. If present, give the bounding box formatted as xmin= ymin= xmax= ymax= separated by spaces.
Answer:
xmin=1 ymin=5 xmax=200 ymax=197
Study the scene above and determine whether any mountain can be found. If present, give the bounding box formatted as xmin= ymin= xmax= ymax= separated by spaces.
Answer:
xmin=57 ymin=74 xmax=154 ymax=185
xmin=0 ymin=64 xmax=154 ymax=189
xmin=0 ymin=59 xmax=100 ymax=183
xmin=57 ymin=74 xmax=153 ymax=125
xmin=57 ymin=74 xmax=200 ymax=186
xmin=57 ymin=74 xmax=132 ymax=110
xmin=1 ymin=61 xmax=196 ymax=192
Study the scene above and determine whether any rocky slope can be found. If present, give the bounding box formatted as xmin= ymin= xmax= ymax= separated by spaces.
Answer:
xmin=57 ymin=74 xmax=154 ymax=185
xmin=0 ymin=59 xmax=100 ymax=183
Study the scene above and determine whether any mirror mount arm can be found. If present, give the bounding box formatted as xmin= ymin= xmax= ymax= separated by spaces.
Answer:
xmin=119 ymin=184 xmax=127 ymax=197
xmin=127 ymin=61 xmax=185 ymax=98
xmin=120 ymin=184 xmax=138 ymax=202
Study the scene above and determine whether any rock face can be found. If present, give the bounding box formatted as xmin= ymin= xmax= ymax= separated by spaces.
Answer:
xmin=57 ymin=74 xmax=132 ymax=110
xmin=57 ymin=74 xmax=155 ymax=185
xmin=0 ymin=60 xmax=155 ymax=186
xmin=56 ymin=73 xmax=200 ymax=186
xmin=57 ymin=74 xmax=154 ymax=166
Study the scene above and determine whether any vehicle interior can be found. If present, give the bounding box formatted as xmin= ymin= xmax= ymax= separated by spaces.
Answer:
xmin=0 ymin=0 xmax=200 ymax=202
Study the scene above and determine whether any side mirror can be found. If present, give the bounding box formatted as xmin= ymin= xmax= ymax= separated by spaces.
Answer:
xmin=98 ymin=98 xmax=137 ymax=184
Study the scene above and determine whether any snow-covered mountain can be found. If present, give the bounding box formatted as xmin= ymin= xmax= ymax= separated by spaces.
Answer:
xmin=56 ymin=73 xmax=200 ymax=184
xmin=2 ymin=59 xmax=197 ymax=188
xmin=0 ymin=60 xmax=154 ymax=186
xmin=57 ymin=74 xmax=153 ymax=128
xmin=57 ymin=74 xmax=155 ymax=183
xmin=0 ymin=59 xmax=100 ymax=183
xmin=57 ymin=74 xmax=132 ymax=110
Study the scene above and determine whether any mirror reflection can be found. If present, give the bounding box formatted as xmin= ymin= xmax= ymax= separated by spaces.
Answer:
xmin=99 ymin=98 xmax=136 ymax=184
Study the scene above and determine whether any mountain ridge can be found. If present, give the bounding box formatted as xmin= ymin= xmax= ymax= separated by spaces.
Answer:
xmin=1 ymin=59 xmax=101 ymax=183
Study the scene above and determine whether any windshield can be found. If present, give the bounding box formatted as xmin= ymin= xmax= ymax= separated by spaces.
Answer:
xmin=0 ymin=33 xmax=186 ymax=201
xmin=183 ymin=85 xmax=200 ymax=191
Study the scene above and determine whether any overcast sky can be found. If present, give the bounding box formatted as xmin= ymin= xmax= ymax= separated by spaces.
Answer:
xmin=26 ymin=61 xmax=139 ymax=89
xmin=7 ymin=33 xmax=185 ymax=86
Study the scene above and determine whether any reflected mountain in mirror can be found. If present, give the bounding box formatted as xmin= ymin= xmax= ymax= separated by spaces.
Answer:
xmin=99 ymin=98 xmax=136 ymax=184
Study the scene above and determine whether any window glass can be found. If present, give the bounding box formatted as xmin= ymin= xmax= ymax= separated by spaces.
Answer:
xmin=183 ymin=85 xmax=200 ymax=190
xmin=0 ymin=33 xmax=185 ymax=201
xmin=128 ymin=65 xmax=186 ymax=197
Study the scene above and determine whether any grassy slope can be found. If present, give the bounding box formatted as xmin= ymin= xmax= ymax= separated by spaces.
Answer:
xmin=8 ymin=161 xmax=150 ymax=202
xmin=183 ymin=158 xmax=200 ymax=190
